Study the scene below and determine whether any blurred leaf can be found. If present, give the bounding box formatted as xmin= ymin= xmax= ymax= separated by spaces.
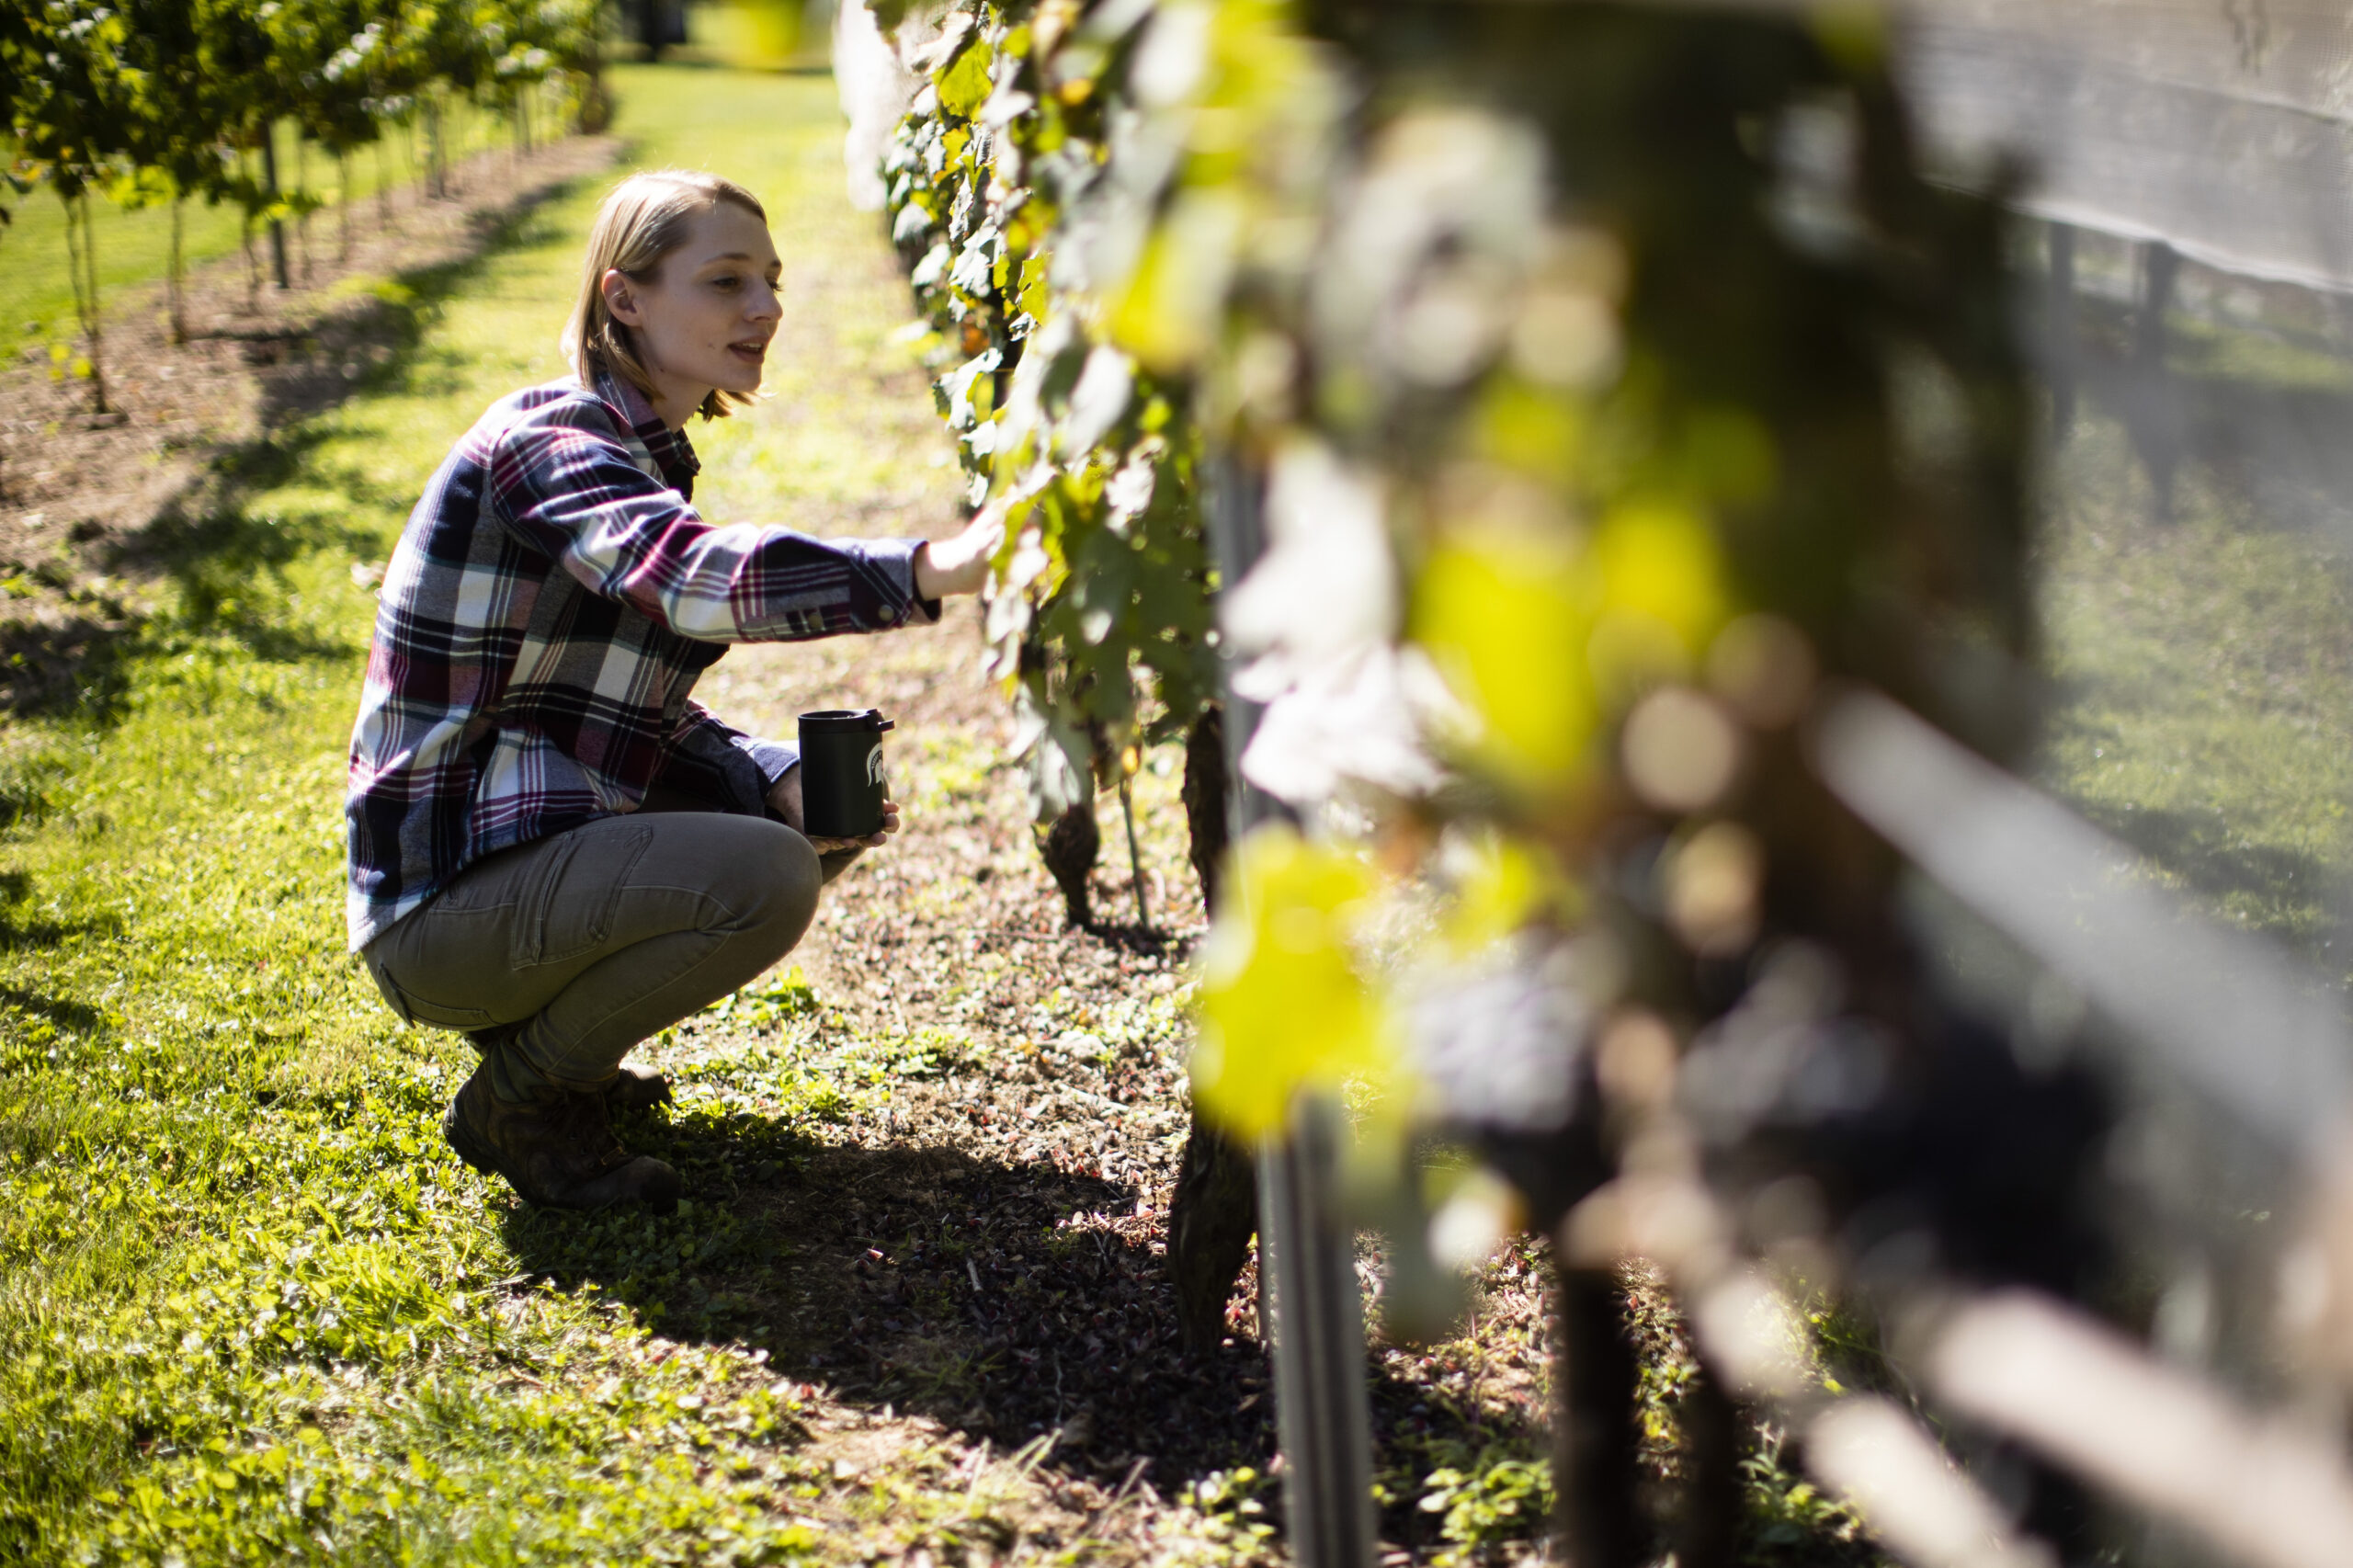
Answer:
xmin=1443 ymin=833 xmax=1573 ymax=953
xmin=1412 ymin=528 xmax=1595 ymax=790
xmin=1193 ymin=824 xmax=1390 ymax=1140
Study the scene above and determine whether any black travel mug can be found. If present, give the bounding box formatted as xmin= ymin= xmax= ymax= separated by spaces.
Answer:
xmin=797 ymin=709 xmax=894 ymax=838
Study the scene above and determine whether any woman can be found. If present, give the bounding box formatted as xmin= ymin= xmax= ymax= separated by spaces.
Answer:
xmin=345 ymin=169 xmax=998 ymax=1214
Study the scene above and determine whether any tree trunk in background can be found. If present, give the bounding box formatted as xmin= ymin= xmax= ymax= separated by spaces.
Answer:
xmin=338 ymin=153 xmax=352 ymax=263
xmin=260 ymin=134 xmax=290 ymax=290
xmin=167 ymin=197 xmax=187 ymax=347
xmin=1116 ymin=768 xmax=1150 ymax=930
xmin=295 ymin=135 xmax=313 ymax=286
xmin=425 ymin=98 xmax=445 ymax=199
xmin=1166 ymin=700 xmax=1257 ymax=1353
xmin=1168 ymin=1116 xmax=1258 ymax=1350
xmin=63 ymin=192 xmax=112 ymax=416
xmin=1674 ymin=1361 xmax=1742 ymax=1568
xmin=1554 ymin=1265 xmax=1642 ymax=1568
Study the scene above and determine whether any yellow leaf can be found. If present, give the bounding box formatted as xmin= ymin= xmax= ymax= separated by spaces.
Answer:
xmin=1192 ymin=824 xmax=1388 ymax=1141
xmin=1472 ymin=378 xmax=1586 ymax=483
xmin=1593 ymin=500 xmax=1725 ymax=647
xmin=1016 ymin=255 xmax=1051 ymax=323
xmin=934 ymin=40 xmax=992 ymax=119
xmin=1442 ymin=832 xmax=1574 ymax=954
xmin=1586 ymin=501 xmax=1731 ymax=698
xmin=1108 ymin=190 xmax=1242 ymax=373
xmin=1411 ymin=528 xmax=1597 ymax=790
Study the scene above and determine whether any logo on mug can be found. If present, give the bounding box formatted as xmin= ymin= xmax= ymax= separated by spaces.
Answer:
xmin=865 ymin=744 xmax=886 ymax=787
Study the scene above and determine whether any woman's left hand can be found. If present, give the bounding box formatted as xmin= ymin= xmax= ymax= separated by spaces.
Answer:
xmin=912 ymin=504 xmax=1006 ymax=599
xmin=767 ymin=768 xmax=901 ymax=851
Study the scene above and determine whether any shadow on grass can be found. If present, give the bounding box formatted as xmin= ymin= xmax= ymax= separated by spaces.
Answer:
xmin=496 ymin=1102 xmax=1542 ymax=1511
xmin=2069 ymin=291 xmax=2353 ymax=534
xmin=0 ymin=869 xmax=116 ymax=956
xmin=2075 ymin=799 xmax=2336 ymax=940
xmin=0 ymin=983 xmax=105 ymax=1036
xmin=3 ymin=166 xmax=608 ymax=723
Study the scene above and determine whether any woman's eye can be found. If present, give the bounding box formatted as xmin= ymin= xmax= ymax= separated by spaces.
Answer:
xmin=712 ymin=275 xmax=739 ymax=290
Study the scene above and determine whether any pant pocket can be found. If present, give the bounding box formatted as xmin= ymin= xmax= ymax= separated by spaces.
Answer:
xmin=363 ymin=946 xmax=495 ymax=1030
xmin=361 ymin=947 xmax=416 ymax=1024
xmin=512 ymin=824 xmax=654 ymax=969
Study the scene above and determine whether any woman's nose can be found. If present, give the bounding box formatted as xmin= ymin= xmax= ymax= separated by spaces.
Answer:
xmin=749 ymin=280 xmax=783 ymax=324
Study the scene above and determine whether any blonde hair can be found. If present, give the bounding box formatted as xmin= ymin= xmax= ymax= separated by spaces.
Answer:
xmin=563 ymin=170 xmax=769 ymax=422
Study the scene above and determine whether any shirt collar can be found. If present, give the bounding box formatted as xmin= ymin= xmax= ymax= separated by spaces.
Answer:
xmin=595 ymin=370 xmax=701 ymax=497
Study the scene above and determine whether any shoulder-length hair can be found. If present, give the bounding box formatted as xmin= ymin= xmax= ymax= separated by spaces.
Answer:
xmin=562 ymin=169 xmax=769 ymax=423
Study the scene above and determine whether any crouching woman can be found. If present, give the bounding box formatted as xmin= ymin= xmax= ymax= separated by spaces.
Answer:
xmin=343 ymin=170 xmax=996 ymax=1214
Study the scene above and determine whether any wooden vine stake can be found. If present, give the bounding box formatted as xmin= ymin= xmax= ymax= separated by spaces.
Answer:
xmin=1117 ymin=753 xmax=1149 ymax=931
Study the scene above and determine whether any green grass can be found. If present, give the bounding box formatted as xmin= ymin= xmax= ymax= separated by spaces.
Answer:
xmin=2 ymin=104 xmax=527 ymax=358
xmin=2033 ymin=408 xmax=2353 ymax=971
xmin=0 ymin=63 xmax=962 ymax=1563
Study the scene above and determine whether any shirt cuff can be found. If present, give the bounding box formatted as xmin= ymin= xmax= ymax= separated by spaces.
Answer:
xmin=868 ymin=536 xmax=944 ymax=627
xmin=731 ymin=732 xmax=800 ymax=789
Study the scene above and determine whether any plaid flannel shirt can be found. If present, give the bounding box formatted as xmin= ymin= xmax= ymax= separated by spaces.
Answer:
xmin=345 ymin=372 xmax=938 ymax=951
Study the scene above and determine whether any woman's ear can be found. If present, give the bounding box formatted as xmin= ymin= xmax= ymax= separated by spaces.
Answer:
xmin=601 ymin=267 xmax=644 ymax=327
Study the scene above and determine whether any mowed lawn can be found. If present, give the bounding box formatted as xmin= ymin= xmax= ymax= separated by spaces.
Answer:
xmin=0 ymin=65 xmax=985 ymax=1565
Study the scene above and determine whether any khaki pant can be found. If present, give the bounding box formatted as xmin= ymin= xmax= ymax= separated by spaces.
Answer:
xmin=362 ymin=800 xmax=835 ymax=1103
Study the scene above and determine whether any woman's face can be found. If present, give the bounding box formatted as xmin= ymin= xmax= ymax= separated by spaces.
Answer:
xmin=603 ymin=199 xmax=783 ymax=425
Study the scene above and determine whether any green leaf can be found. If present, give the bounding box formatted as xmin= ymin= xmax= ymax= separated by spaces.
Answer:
xmin=934 ymin=40 xmax=992 ymax=120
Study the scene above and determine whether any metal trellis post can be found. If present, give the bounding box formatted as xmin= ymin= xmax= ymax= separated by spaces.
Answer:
xmin=1203 ymin=454 xmax=1379 ymax=1568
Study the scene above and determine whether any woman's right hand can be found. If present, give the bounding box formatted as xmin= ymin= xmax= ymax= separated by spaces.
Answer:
xmin=912 ymin=505 xmax=1006 ymax=599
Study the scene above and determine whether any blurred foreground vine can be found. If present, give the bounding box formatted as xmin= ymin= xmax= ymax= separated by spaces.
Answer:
xmin=855 ymin=2 xmax=2353 ymax=1562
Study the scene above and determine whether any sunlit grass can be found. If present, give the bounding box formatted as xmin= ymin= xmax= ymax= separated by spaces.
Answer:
xmin=2034 ymin=411 xmax=2353 ymax=970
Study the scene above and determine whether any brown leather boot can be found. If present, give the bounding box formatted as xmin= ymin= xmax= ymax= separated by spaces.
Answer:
xmin=605 ymin=1062 xmax=673 ymax=1114
xmin=442 ymin=1066 xmax=680 ymax=1213
xmin=464 ymin=1026 xmax=672 ymax=1115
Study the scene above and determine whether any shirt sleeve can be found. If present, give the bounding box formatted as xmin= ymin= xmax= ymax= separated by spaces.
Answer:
xmin=687 ymin=703 xmax=801 ymax=786
xmin=655 ymin=703 xmax=800 ymax=815
xmin=489 ymin=412 xmax=943 ymax=642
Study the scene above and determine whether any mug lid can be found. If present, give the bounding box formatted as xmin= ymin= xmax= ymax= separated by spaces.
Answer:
xmin=799 ymin=708 xmax=893 ymax=733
